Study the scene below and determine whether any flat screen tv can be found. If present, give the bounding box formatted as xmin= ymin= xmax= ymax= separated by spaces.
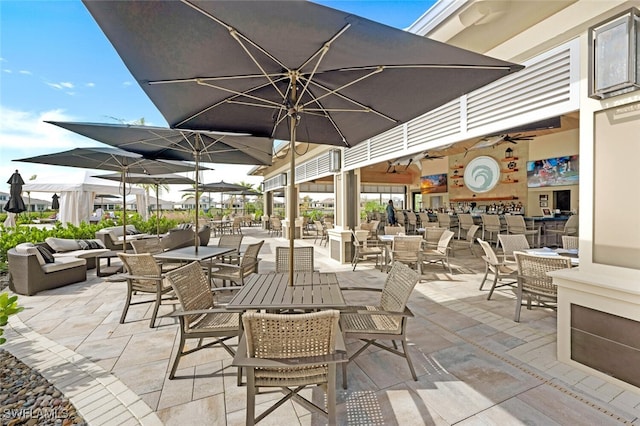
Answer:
xmin=527 ymin=155 xmax=579 ymax=188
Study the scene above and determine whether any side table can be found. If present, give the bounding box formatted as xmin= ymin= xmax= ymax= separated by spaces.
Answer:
xmin=96 ymin=251 xmax=124 ymax=277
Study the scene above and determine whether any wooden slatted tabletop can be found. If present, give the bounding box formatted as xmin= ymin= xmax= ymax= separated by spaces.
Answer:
xmin=226 ymin=272 xmax=346 ymax=311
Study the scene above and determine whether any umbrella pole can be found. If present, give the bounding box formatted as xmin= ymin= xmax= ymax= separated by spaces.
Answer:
xmin=288 ymin=78 xmax=298 ymax=286
xmin=194 ymin=148 xmax=201 ymax=253
xmin=121 ymin=171 xmax=127 ymax=252
xmin=156 ymin=183 xmax=160 ymax=236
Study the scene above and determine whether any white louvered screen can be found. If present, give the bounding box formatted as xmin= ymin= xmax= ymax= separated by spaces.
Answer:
xmin=369 ymin=126 xmax=404 ymax=158
xmin=344 ymin=141 xmax=369 ymax=168
xmin=263 ymin=173 xmax=287 ymax=191
xmin=407 ymin=100 xmax=461 ymax=148
xmin=294 ymin=150 xmax=335 ymax=184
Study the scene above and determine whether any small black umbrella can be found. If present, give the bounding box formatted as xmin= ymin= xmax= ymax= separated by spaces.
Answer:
xmin=4 ymin=170 xmax=27 ymax=214
xmin=51 ymin=194 xmax=60 ymax=210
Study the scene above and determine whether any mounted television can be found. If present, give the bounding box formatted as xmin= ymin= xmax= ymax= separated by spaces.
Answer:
xmin=527 ymin=155 xmax=579 ymax=188
xmin=420 ymin=173 xmax=447 ymax=194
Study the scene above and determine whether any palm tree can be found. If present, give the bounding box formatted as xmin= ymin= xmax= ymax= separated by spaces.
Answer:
xmin=27 ymin=174 xmax=37 ymax=219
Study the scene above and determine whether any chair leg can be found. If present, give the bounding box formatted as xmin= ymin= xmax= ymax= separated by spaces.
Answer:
xmin=514 ymin=287 xmax=523 ymax=322
xmin=150 ymin=288 xmax=163 ymax=328
xmin=169 ymin=333 xmax=186 ymax=379
xmin=342 ymin=362 xmax=348 ymax=390
xmin=487 ymin=273 xmax=500 ymax=300
xmin=327 ymin=365 xmax=337 ymax=425
xmin=479 ymin=266 xmax=490 ymax=291
xmin=246 ymin=368 xmax=256 ymax=426
xmin=401 ymin=337 xmax=418 ymax=381
xmin=119 ymin=285 xmax=133 ymax=324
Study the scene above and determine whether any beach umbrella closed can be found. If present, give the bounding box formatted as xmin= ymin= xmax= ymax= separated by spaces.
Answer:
xmin=51 ymin=194 xmax=60 ymax=210
xmin=15 ymin=147 xmax=199 ymax=248
xmin=82 ymin=0 xmax=524 ymax=284
xmin=3 ymin=170 xmax=27 ymax=228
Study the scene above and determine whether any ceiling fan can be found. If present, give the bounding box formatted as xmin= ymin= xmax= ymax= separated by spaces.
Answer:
xmin=385 ymin=151 xmax=445 ymax=173
xmin=465 ymin=133 xmax=535 ymax=156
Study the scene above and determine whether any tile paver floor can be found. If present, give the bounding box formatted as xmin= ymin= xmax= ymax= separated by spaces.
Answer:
xmin=4 ymin=226 xmax=640 ymax=425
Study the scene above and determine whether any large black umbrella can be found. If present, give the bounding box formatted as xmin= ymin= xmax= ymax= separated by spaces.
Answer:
xmin=3 ymin=170 xmax=27 ymax=228
xmin=95 ymin=172 xmax=195 ymax=235
xmin=82 ymin=0 xmax=523 ymax=283
xmin=51 ymin=194 xmax=60 ymax=210
xmin=198 ymin=181 xmax=247 ymax=216
xmin=15 ymin=147 xmax=199 ymax=248
xmin=45 ymin=122 xmax=273 ymax=252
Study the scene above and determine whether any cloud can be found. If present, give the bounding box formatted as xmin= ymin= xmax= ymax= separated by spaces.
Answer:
xmin=18 ymin=70 xmax=32 ymax=75
xmin=122 ymin=81 xmax=132 ymax=87
xmin=3 ymin=69 xmax=12 ymax=74
xmin=46 ymin=81 xmax=75 ymax=90
xmin=85 ymin=82 xmax=95 ymax=88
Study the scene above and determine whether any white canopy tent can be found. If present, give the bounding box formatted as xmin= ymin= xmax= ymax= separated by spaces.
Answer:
xmin=23 ymin=170 xmax=147 ymax=225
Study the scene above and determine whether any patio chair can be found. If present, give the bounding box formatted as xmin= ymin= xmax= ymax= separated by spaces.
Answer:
xmin=513 ymin=252 xmax=573 ymax=322
xmin=231 ymin=216 xmax=243 ymax=234
xmin=313 ymin=220 xmax=328 ymax=246
xmin=437 ymin=213 xmax=459 ymax=235
xmin=351 ymin=230 xmax=382 ymax=271
xmin=420 ymin=229 xmax=455 ymax=274
xmin=269 ymin=217 xmax=283 ymax=237
xmin=210 ymin=240 xmax=264 ymax=287
xmin=504 ymin=215 xmax=540 ymax=247
xmin=117 ymin=252 xmax=175 ymax=328
xmin=423 ymin=227 xmax=446 ymax=249
xmin=562 ymin=235 xmax=579 ymax=249
xmin=498 ymin=234 xmax=530 ymax=260
xmin=164 ymin=261 xmax=241 ymax=379
xmin=477 ymin=239 xmax=517 ymax=300
xmin=405 ymin=211 xmax=418 ymax=234
xmin=481 ymin=214 xmax=506 ymax=246
xmin=390 ymin=235 xmax=423 ymax=273
xmin=546 ymin=214 xmax=579 ymax=246
xmin=384 ymin=225 xmax=404 ymax=235
xmin=451 ymin=224 xmax=479 ymax=257
xmin=130 ymin=237 xmax=183 ymax=272
xmin=217 ymin=234 xmax=244 ymax=264
xmin=457 ymin=213 xmax=476 ymax=240
xmin=234 ymin=310 xmax=345 ymax=425
xmin=275 ymin=246 xmax=315 ymax=273
xmin=340 ymin=262 xmax=421 ymax=389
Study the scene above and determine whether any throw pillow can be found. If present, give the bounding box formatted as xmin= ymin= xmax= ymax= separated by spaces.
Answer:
xmin=77 ymin=239 xmax=106 ymax=250
xmin=45 ymin=237 xmax=81 ymax=252
xmin=36 ymin=245 xmax=56 ymax=264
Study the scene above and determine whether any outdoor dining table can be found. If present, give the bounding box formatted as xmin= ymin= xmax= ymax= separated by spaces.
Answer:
xmin=226 ymin=272 xmax=346 ymax=312
xmin=153 ymin=245 xmax=235 ymax=282
xmin=524 ymin=247 xmax=579 ymax=265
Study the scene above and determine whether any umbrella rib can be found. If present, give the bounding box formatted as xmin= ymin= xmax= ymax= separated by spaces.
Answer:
xmin=182 ymin=0 xmax=288 ymax=101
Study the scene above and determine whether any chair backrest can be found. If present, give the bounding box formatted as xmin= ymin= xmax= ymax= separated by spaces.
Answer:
xmin=395 ymin=212 xmax=405 ymax=225
xmin=353 ymin=230 xmax=370 ymax=247
xmin=271 ymin=217 xmax=283 ymax=230
xmin=423 ymin=227 xmax=446 ymax=246
xmin=197 ymin=225 xmax=211 ymax=246
xmin=477 ymin=238 xmax=500 ymax=266
xmin=417 ymin=212 xmax=430 ymax=225
xmin=242 ymin=309 xmax=340 ymax=359
xmin=436 ymin=230 xmax=455 ymax=253
xmin=481 ymin=214 xmax=502 ymax=232
xmin=379 ymin=262 xmax=420 ymax=312
xmin=117 ymin=252 xmax=163 ymax=289
xmin=384 ymin=226 xmax=403 ymax=235
xmin=514 ymin=252 xmax=572 ymax=295
xmin=562 ymin=235 xmax=579 ymax=249
xmin=275 ymin=246 xmax=315 ymax=273
xmin=504 ymin=215 xmax=528 ymax=234
xmin=437 ymin=213 xmax=451 ymax=227
xmin=406 ymin=211 xmax=417 ymax=225
xmin=369 ymin=220 xmax=381 ymax=235
xmin=218 ymin=234 xmax=243 ymax=251
xmin=392 ymin=236 xmax=422 ymax=253
xmin=498 ymin=234 xmax=530 ymax=257
xmin=165 ymin=261 xmax=215 ymax=327
xmin=130 ymin=237 xmax=163 ymax=255
xmin=465 ymin=225 xmax=480 ymax=243
xmin=313 ymin=221 xmax=325 ymax=235
xmin=241 ymin=241 xmax=265 ymax=268
xmin=564 ymin=215 xmax=579 ymax=234
xmin=457 ymin=213 xmax=475 ymax=228
xmin=161 ymin=229 xmax=196 ymax=251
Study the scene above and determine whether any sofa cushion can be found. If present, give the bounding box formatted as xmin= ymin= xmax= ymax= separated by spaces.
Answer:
xmin=36 ymin=245 xmax=56 ymax=264
xmin=41 ymin=257 xmax=86 ymax=273
xmin=15 ymin=243 xmax=46 ymax=266
xmin=45 ymin=237 xmax=82 ymax=252
xmin=77 ymin=239 xmax=106 ymax=250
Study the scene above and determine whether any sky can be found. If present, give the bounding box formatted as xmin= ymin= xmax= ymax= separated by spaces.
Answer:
xmin=0 ymin=0 xmax=435 ymax=203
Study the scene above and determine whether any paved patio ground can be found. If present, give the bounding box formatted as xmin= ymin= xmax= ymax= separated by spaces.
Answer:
xmin=4 ymin=226 xmax=640 ymax=425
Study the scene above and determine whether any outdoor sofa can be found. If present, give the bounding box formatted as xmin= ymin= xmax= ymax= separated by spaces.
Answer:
xmin=44 ymin=237 xmax=110 ymax=269
xmin=8 ymin=243 xmax=87 ymax=296
xmin=95 ymin=225 xmax=148 ymax=250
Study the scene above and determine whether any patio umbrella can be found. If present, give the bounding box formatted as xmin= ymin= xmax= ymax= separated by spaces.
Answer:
xmin=51 ymin=194 xmax=60 ymax=210
xmin=182 ymin=180 xmax=247 ymax=217
xmin=82 ymin=0 xmax=523 ymax=283
xmin=45 ymin=121 xmax=273 ymax=252
xmin=95 ymin=172 xmax=195 ymax=235
xmin=15 ymin=147 xmax=199 ymax=249
xmin=3 ymin=170 xmax=27 ymax=228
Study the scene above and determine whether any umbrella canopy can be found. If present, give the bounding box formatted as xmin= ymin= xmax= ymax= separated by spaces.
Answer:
xmin=15 ymin=147 xmax=199 ymax=247
xmin=4 ymin=170 xmax=27 ymax=214
xmin=45 ymin=122 xmax=273 ymax=252
xmin=95 ymin=172 xmax=195 ymax=235
xmin=183 ymin=180 xmax=248 ymax=217
xmin=51 ymin=194 xmax=60 ymax=210
xmin=82 ymin=0 xmax=523 ymax=283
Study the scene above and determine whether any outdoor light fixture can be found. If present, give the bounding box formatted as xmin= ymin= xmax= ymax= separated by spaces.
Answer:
xmin=329 ymin=149 xmax=341 ymax=172
xmin=589 ymin=8 xmax=640 ymax=99
xmin=505 ymin=147 xmax=514 ymax=158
